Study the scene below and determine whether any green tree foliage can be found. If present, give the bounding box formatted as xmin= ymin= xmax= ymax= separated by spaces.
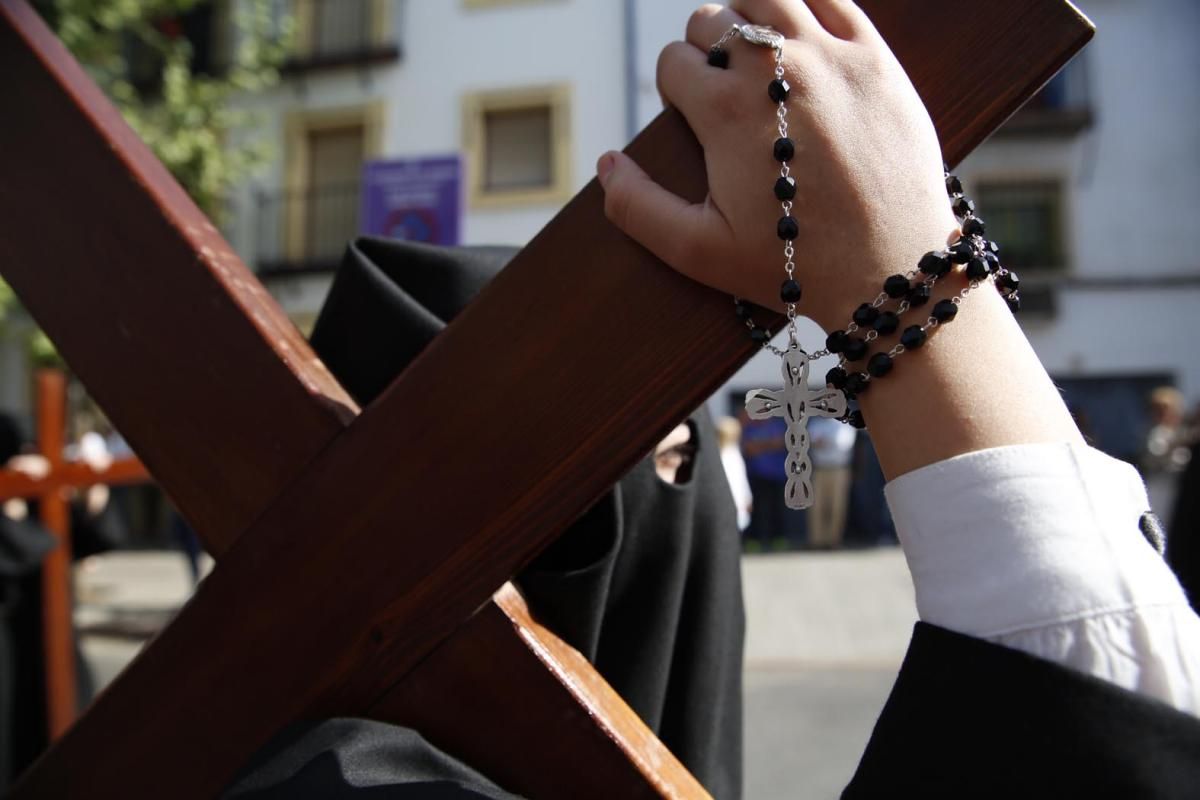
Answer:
xmin=1 ymin=0 xmax=292 ymax=364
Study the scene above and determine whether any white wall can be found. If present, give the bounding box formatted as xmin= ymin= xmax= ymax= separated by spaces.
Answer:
xmin=958 ymin=0 xmax=1200 ymax=402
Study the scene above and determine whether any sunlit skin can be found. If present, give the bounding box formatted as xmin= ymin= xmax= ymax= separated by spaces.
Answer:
xmin=654 ymin=422 xmax=694 ymax=483
xmin=599 ymin=0 xmax=1082 ymax=481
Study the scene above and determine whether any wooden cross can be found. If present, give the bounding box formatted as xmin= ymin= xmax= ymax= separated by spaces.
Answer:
xmin=746 ymin=349 xmax=847 ymax=509
xmin=0 ymin=0 xmax=1092 ymax=796
xmin=0 ymin=369 xmax=149 ymax=740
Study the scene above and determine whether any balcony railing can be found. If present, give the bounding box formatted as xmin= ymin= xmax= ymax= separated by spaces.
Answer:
xmin=997 ymin=57 xmax=1093 ymax=137
xmin=285 ymin=0 xmax=400 ymax=73
xmin=253 ymin=183 xmax=361 ymax=274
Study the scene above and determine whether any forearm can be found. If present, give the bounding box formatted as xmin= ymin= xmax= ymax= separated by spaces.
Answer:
xmin=858 ymin=265 xmax=1084 ymax=481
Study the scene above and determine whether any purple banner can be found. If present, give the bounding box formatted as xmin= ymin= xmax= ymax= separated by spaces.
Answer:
xmin=361 ymin=156 xmax=461 ymax=246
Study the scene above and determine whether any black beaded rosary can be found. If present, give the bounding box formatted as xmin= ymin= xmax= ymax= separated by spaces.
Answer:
xmin=709 ymin=24 xmax=1021 ymax=509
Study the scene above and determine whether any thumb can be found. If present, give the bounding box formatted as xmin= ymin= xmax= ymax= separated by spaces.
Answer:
xmin=596 ymin=150 xmax=714 ymax=273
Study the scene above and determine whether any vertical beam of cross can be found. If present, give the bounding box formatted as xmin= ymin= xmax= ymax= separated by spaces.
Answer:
xmin=33 ymin=370 xmax=73 ymax=738
xmin=0 ymin=370 xmax=151 ymax=739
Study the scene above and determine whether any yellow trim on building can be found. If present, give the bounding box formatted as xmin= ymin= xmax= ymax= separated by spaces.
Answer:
xmin=282 ymin=102 xmax=385 ymax=261
xmin=462 ymin=84 xmax=573 ymax=210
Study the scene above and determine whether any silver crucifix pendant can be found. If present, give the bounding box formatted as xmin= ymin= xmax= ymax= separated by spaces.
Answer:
xmin=746 ymin=349 xmax=848 ymax=510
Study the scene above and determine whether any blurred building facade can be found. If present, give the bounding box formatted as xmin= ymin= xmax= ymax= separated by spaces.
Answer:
xmin=2 ymin=0 xmax=1197 ymax=467
xmin=221 ymin=0 xmax=629 ymax=331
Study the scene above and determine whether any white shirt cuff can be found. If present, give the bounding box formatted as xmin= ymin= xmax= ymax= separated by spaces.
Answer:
xmin=885 ymin=441 xmax=1186 ymax=637
xmin=885 ymin=442 xmax=1200 ymax=716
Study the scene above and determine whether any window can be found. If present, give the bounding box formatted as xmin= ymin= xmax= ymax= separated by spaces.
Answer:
xmin=312 ymin=0 xmax=370 ymax=57
xmin=304 ymin=125 xmax=366 ymax=263
xmin=264 ymin=103 xmax=383 ymax=271
xmin=463 ymin=86 xmax=572 ymax=208
xmin=483 ymin=107 xmax=553 ymax=191
xmin=290 ymin=0 xmax=397 ymax=70
xmin=974 ymin=181 xmax=1067 ymax=273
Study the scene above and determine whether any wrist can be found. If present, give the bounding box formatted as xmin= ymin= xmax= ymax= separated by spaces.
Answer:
xmin=858 ymin=286 xmax=1083 ymax=480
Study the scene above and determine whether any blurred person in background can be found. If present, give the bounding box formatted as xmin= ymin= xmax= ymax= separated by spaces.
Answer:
xmin=1142 ymin=386 xmax=1191 ymax=523
xmin=0 ymin=413 xmax=56 ymax=786
xmin=1169 ymin=402 xmax=1200 ymax=612
xmin=717 ymin=416 xmax=753 ymax=531
xmin=740 ymin=411 xmax=806 ymax=550
xmin=845 ymin=432 xmax=897 ymax=547
xmin=807 ymin=415 xmax=856 ymax=549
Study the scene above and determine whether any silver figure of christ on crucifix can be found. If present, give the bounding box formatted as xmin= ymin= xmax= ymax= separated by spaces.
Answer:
xmin=746 ymin=349 xmax=848 ymax=510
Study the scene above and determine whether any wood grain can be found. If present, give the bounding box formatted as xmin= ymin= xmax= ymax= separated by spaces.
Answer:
xmin=4 ymin=0 xmax=1092 ymax=796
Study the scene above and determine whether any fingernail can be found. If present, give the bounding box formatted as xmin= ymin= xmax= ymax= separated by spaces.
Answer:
xmin=596 ymin=152 xmax=616 ymax=187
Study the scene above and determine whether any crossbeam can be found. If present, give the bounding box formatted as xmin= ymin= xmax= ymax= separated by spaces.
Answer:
xmin=0 ymin=0 xmax=1092 ymax=796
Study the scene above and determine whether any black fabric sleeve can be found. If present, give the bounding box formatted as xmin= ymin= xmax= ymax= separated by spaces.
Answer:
xmin=843 ymin=622 xmax=1200 ymax=799
xmin=223 ymin=720 xmax=523 ymax=800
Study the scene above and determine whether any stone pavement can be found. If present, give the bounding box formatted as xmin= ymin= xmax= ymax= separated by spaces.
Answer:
xmin=75 ymin=546 xmax=918 ymax=799
xmin=740 ymin=548 xmax=917 ymax=799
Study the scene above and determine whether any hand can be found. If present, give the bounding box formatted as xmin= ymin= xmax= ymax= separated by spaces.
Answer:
xmin=596 ymin=0 xmax=959 ymax=332
xmin=7 ymin=453 xmax=50 ymax=480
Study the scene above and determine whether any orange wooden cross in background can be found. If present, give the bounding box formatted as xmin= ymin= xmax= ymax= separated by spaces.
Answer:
xmin=0 ymin=369 xmax=149 ymax=739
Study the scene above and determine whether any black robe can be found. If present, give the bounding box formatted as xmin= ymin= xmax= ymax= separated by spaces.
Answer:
xmin=1169 ymin=443 xmax=1200 ymax=612
xmin=227 ymin=239 xmax=1200 ymax=799
xmin=0 ymin=513 xmax=55 ymax=787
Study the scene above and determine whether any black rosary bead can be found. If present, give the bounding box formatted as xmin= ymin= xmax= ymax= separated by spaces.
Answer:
xmin=734 ymin=301 xmax=753 ymax=320
xmin=826 ymin=366 xmax=848 ymax=389
xmin=707 ymin=47 xmax=729 ymax=69
xmin=918 ymin=251 xmax=951 ymax=277
xmin=780 ymin=279 xmax=802 ymax=304
xmin=853 ymin=303 xmax=879 ymax=327
xmin=884 ymin=274 xmax=910 ymax=298
xmin=900 ymin=325 xmax=927 ymax=349
xmin=750 ymin=327 xmax=770 ymax=344
xmin=962 ymin=216 xmax=987 ymax=238
xmin=997 ymin=270 xmax=1020 ymax=294
xmin=946 ymin=175 xmax=964 ymax=195
xmin=774 ymin=176 xmax=797 ymax=201
xmin=984 ymin=250 xmax=1001 ymax=271
xmin=952 ymin=196 xmax=976 ymax=219
xmin=768 ymin=78 xmax=790 ymax=103
xmin=966 ymin=257 xmax=991 ymax=281
xmin=843 ymin=337 xmax=868 ymax=362
xmin=773 ymin=137 xmax=795 ymax=162
xmin=987 ymin=240 xmax=1001 ymax=255
xmin=826 ymin=330 xmax=850 ymax=354
xmin=907 ymin=284 xmax=932 ymax=307
xmin=847 ymin=409 xmax=866 ymax=430
xmin=867 ymin=352 xmax=894 ymax=378
xmin=830 ymin=331 xmax=849 ymax=357
xmin=844 ymin=372 xmax=870 ymax=396
xmin=873 ymin=310 xmax=900 ymax=335
xmin=948 ymin=240 xmax=975 ymax=264
xmin=931 ymin=299 xmax=959 ymax=322
xmin=1006 ymin=294 xmax=1021 ymax=313
xmin=777 ymin=216 xmax=799 ymax=241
